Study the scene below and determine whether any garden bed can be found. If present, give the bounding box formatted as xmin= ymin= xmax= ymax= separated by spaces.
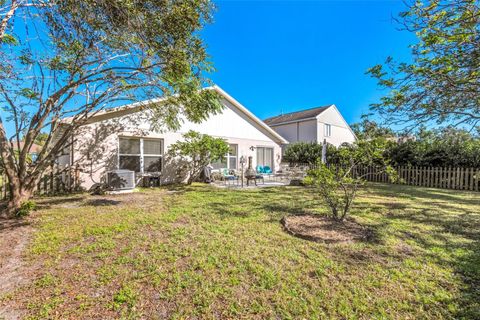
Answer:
xmin=281 ymin=214 xmax=370 ymax=243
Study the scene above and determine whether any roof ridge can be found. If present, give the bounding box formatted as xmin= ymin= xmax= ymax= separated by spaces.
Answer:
xmin=264 ymin=104 xmax=333 ymax=121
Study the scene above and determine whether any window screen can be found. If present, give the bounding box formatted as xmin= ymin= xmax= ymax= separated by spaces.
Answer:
xmin=118 ymin=137 xmax=163 ymax=173
xmin=144 ymin=156 xmax=162 ymax=172
xmin=119 ymin=155 xmax=141 ymax=172
xmin=119 ymin=138 xmax=140 ymax=154
xmin=144 ymin=139 xmax=162 ymax=155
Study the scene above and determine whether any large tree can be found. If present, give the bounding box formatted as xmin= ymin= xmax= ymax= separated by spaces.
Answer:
xmin=367 ymin=0 xmax=479 ymax=130
xmin=0 ymin=0 xmax=222 ymax=215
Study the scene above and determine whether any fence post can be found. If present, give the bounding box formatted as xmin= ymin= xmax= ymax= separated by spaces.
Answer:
xmin=428 ymin=167 xmax=433 ymax=188
xmin=422 ymin=166 xmax=427 ymax=187
xmin=476 ymin=168 xmax=479 ymax=192
xmin=439 ymin=167 xmax=443 ymax=188
xmin=469 ymin=167 xmax=474 ymax=191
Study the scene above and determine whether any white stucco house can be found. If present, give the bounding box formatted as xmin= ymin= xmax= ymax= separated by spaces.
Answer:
xmin=59 ymin=86 xmax=288 ymax=190
xmin=264 ymin=105 xmax=356 ymax=147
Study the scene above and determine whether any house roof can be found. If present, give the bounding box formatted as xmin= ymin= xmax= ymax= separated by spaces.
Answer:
xmin=63 ymin=86 xmax=289 ymax=145
xmin=212 ymin=86 xmax=289 ymax=144
xmin=263 ymin=105 xmax=333 ymax=126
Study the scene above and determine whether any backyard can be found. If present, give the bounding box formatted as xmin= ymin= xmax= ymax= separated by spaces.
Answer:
xmin=0 ymin=183 xmax=479 ymax=319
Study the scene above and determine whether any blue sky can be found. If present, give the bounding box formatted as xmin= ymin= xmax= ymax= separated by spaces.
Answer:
xmin=202 ymin=0 xmax=417 ymax=124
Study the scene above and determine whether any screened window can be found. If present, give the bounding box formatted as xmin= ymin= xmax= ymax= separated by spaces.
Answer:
xmin=256 ymin=147 xmax=274 ymax=169
xmin=228 ymin=144 xmax=237 ymax=170
xmin=211 ymin=144 xmax=237 ymax=170
xmin=119 ymin=137 xmax=163 ymax=173
xmin=324 ymin=124 xmax=332 ymax=137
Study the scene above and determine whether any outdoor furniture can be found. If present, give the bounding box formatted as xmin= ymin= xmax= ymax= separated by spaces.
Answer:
xmin=246 ymin=174 xmax=264 ymax=186
xmin=141 ymin=173 xmax=161 ymax=187
xmin=263 ymin=166 xmax=273 ymax=174
xmin=255 ymin=165 xmax=274 ymax=182
xmin=222 ymin=168 xmax=239 ymax=186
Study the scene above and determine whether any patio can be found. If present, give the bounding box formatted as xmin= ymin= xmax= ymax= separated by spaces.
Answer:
xmin=211 ymin=166 xmax=306 ymax=189
xmin=212 ymin=178 xmax=289 ymax=189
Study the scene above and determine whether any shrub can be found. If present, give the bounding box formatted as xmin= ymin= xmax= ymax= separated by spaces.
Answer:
xmin=168 ymin=131 xmax=230 ymax=184
xmin=305 ymin=138 xmax=395 ymax=222
xmin=304 ymin=164 xmax=360 ymax=221
xmin=16 ymin=200 xmax=37 ymax=217
xmin=283 ymin=142 xmax=338 ymax=164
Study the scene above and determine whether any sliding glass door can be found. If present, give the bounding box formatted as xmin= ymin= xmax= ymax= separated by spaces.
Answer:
xmin=256 ymin=147 xmax=274 ymax=169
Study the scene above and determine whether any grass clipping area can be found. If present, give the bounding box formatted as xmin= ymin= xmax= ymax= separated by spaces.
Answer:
xmin=1 ymin=184 xmax=479 ymax=319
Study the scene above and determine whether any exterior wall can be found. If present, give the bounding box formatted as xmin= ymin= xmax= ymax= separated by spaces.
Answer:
xmin=270 ymin=119 xmax=317 ymax=143
xmin=72 ymin=99 xmax=282 ymax=190
xmin=269 ymin=107 xmax=355 ymax=148
xmin=316 ymin=107 xmax=356 ymax=146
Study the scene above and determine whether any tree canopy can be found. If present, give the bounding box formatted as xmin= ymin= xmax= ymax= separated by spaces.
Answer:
xmin=386 ymin=127 xmax=480 ymax=167
xmin=367 ymin=0 xmax=480 ymax=130
xmin=0 ymin=0 xmax=220 ymax=214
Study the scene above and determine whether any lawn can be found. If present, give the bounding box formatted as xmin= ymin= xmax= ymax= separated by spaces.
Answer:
xmin=1 ymin=183 xmax=479 ymax=319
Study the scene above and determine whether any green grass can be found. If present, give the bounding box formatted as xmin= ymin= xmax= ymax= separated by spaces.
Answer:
xmin=3 ymin=183 xmax=480 ymax=319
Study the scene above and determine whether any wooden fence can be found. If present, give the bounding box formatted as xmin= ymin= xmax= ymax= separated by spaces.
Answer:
xmin=1 ymin=169 xmax=77 ymax=201
xmin=288 ymin=163 xmax=480 ymax=192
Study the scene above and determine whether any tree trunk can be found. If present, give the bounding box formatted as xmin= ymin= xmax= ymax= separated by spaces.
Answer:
xmin=4 ymin=177 xmax=34 ymax=217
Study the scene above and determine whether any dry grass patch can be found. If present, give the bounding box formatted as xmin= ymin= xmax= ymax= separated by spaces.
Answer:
xmin=281 ymin=214 xmax=370 ymax=243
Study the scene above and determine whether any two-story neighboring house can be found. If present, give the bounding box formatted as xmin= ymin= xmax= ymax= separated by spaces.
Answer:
xmin=263 ymin=105 xmax=356 ymax=147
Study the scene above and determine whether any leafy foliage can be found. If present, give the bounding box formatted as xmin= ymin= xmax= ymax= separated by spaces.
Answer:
xmin=16 ymin=200 xmax=37 ymax=218
xmin=350 ymin=117 xmax=395 ymax=140
xmin=305 ymin=138 xmax=394 ymax=221
xmin=168 ymin=131 xmax=229 ymax=184
xmin=0 ymin=0 xmax=221 ymax=214
xmin=386 ymin=127 xmax=480 ymax=167
xmin=367 ymin=0 xmax=480 ymax=130
xmin=283 ymin=142 xmax=337 ymax=164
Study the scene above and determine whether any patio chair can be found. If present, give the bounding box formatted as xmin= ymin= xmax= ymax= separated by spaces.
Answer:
xmin=222 ymin=168 xmax=239 ymax=186
xmin=263 ymin=166 xmax=273 ymax=174
xmin=255 ymin=165 xmax=273 ymax=181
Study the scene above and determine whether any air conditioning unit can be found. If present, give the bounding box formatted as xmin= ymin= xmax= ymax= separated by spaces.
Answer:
xmin=107 ymin=170 xmax=135 ymax=191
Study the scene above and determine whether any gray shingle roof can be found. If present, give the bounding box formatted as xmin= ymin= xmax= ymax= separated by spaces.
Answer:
xmin=263 ymin=105 xmax=332 ymax=126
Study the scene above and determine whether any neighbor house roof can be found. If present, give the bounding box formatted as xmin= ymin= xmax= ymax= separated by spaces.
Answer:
xmin=263 ymin=105 xmax=333 ymax=126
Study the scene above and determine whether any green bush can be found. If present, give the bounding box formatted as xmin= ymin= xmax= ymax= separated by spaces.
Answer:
xmin=386 ymin=128 xmax=480 ymax=167
xmin=305 ymin=138 xmax=394 ymax=221
xmin=283 ymin=142 xmax=338 ymax=164
xmin=16 ymin=200 xmax=37 ymax=217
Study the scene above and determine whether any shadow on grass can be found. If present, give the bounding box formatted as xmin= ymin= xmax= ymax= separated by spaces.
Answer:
xmin=170 ymin=182 xmax=480 ymax=317
xmin=363 ymin=184 xmax=480 ymax=318
xmin=0 ymin=216 xmax=31 ymax=232
xmin=369 ymin=183 xmax=480 ymax=206
xmin=82 ymin=199 xmax=122 ymax=207
xmin=34 ymin=195 xmax=86 ymax=210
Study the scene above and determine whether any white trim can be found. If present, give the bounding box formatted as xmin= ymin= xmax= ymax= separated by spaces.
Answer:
xmin=118 ymin=136 xmax=163 ymax=173
xmin=212 ymin=86 xmax=289 ymax=145
xmin=65 ymin=86 xmax=289 ymax=145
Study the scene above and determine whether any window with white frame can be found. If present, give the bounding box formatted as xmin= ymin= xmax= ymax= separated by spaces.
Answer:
xmin=324 ymin=124 xmax=332 ymax=137
xmin=211 ymin=144 xmax=237 ymax=170
xmin=119 ymin=137 xmax=163 ymax=173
